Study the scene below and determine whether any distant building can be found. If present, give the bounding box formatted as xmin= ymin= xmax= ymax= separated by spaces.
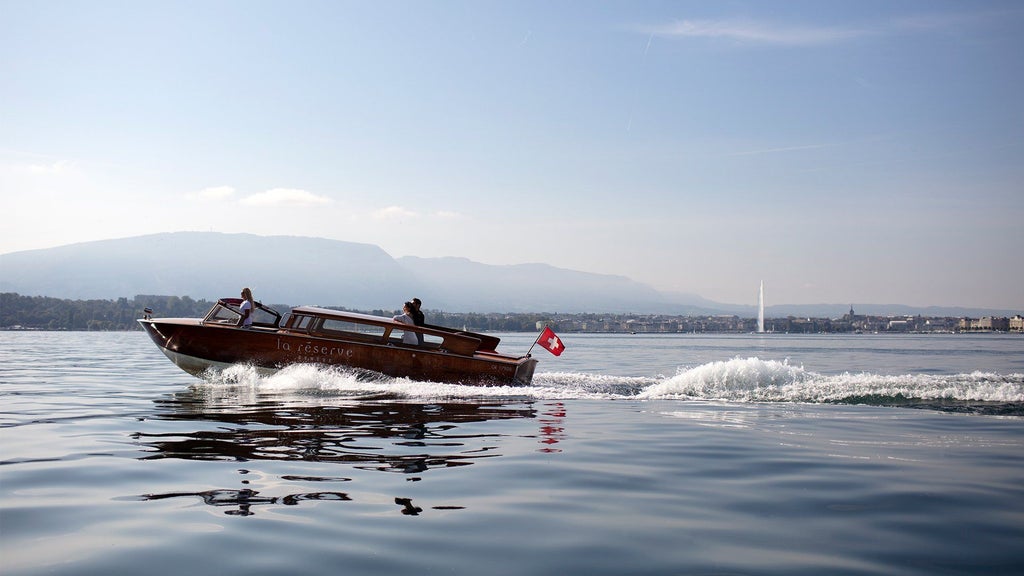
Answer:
xmin=961 ymin=316 xmax=1011 ymax=331
xmin=923 ymin=317 xmax=957 ymax=331
xmin=978 ymin=316 xmax=1010 ymax=331
xmin=888 ymin=319 xmax=911 ymax=331
xmin=1011 ymin=315 xmax=1024 ymax=332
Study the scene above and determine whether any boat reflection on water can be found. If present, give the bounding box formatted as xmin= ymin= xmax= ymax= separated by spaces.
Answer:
xmin=134 ymin=387 xmax=559 ymax=516
xmin=137 ymin=395 xmax=539 ymax=468
xmin=141 ymin=484 xmax=353 ymax=517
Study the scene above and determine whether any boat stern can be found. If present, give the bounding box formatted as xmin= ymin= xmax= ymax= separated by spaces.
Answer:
xmin=514 ymin=356 xmax=540 ymax=386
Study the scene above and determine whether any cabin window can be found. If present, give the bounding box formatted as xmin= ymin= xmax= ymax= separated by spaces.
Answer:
xmin=290 ymin=315 xmax=314 ymax=331
xmin=318 ymin=319 xmax=386 ymax=340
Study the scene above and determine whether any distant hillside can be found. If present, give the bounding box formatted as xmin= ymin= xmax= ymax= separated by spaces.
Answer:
xmin=1 ymin=233 xmax=1018 ymax=316
xmin=0 ymin=233 xmax=409 ymax=310
xmin=397 ymin=256 xmax=679 ymax=313
xmin=0 ymin=233 xmax=697 ymax=313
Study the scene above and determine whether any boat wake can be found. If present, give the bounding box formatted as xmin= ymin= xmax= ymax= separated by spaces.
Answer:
xmin=634 ymin=358 xmax=1024 ymax=414
xmin=195 ymin=357 xmax=1024 ymax=415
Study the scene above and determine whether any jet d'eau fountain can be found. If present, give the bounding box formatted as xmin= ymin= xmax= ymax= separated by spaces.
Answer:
xmin=758 ymin=280 xmax=765 ymax=334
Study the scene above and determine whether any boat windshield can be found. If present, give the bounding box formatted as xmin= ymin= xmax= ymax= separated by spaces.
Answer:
xmin=203 ymin=298 xmax=281 ymax=328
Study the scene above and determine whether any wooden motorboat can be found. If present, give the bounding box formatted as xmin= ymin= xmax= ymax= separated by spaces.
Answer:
xmin=138 ymin=298 xmax=538 ymax=386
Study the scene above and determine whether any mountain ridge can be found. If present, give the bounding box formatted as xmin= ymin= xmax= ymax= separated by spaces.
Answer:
xmin=1 ymin=232 xmax=1018 ymax=317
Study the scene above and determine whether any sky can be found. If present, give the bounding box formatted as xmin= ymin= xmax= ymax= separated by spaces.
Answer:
xmin=2 ymin=0 xmax=1022 ymax=309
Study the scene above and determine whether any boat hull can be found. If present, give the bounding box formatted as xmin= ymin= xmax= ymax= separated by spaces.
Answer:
xmin=139 ymin=319 xmax=537 ymax=386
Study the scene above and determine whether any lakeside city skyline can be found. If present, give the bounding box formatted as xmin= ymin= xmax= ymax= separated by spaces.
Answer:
xmin=3 ymin=292 xmax=1021 ymax=334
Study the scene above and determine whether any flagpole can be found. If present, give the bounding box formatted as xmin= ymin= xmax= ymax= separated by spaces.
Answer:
xmin=526 ymin=326 xmax=546 ymax=356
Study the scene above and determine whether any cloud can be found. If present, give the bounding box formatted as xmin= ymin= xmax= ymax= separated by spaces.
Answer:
xmin=892 ymin=8 xmax=1024 ymax=32
xmin=187 ymin=186 xmax=236 ymax=201
xmin=240 ymin=188 xmax=332 ymax=207
xmin=0 ymin=159 xmax=78 ymax=176
xmin=648 ymin=19 xmax=870 ymax=46
xmin=374 ymin=206 xmax=419 ymax=220
xmin=645 ymin=8 xmax=1021 ymax=47
xmin=726 ymin=142 xmax=838 ymax=157
xmin=25 ymin=160 xmax=77 ymax=174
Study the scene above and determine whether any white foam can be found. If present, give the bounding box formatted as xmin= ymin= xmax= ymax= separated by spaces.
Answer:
xmin=637 ymin=359 xmax=1024 ymax=403
xmin=637 ymin=357 xmax=809 ymax=401
xmin=193 ymin=359 xmax=1024 ymax=405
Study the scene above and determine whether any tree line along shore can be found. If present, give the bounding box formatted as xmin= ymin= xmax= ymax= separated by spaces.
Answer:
xmin=2 ymin=293 xmax=1021 ymax=334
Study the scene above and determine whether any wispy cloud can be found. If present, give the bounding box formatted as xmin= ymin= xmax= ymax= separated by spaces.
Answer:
xmin=0 ymin=158 xmax=78 ymax=176
xmin=240 ymin=188 xmax=331 ymax=207
xmin=186 ymin=185 xmax=236 ymax=201
xmin=373 ymin=207 xmax=466 ymax=221
xmin=645 ymin=8 xmax=1021 ymax=47
xmin=724 ymin=133 xmax=897 ymax=160
xmin=892 ymin=8 xmax=1024 ymax=32
xmin=25 ymin=160 xmax=77 ymax=174
xmin=374 ymin=206 xmax=419 ymax=220
xmin=648 ymin=19 xmax=870 ymax=46
xmin=727 ymin=142 xmax=839 ymax=157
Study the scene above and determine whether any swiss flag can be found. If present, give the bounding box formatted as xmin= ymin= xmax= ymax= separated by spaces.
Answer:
xmin=537 ymin=326 xmax=565 ymax=356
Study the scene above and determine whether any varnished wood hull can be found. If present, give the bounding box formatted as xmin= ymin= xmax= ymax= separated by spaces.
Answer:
xmin=139 ymin=318 xmax=537 ymax=386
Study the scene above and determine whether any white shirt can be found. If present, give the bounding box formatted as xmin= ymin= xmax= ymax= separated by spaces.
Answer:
xmin=239 ymin=300 xmax=253 ymax=326
xmin=393 ymin=313 xmax=418 ymax=344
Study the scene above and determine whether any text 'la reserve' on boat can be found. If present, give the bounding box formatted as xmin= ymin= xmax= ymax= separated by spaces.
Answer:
xmin=138 ymin=298 xmax=540 ymax=386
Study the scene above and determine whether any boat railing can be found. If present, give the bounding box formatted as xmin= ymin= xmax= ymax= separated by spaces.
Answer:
xmin=424 ymin=324 xmax=500 ymax=352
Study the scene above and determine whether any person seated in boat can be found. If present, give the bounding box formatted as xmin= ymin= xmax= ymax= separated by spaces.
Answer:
xmin=238 ymin=287 xmax=254 ymax=328
xmin=393 ymin=302 xmax=419 ymax=345
xmin=411 ymin=297 xmax=425 ymax=344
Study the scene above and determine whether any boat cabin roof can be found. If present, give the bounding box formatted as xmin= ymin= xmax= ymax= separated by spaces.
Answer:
xmin=286 ymin=305 xmax=502 ymax=355
xmin=201 ymin=299 xmax=506 ymax=357
xmin=291 ymin=306 xmax=396 ymax=325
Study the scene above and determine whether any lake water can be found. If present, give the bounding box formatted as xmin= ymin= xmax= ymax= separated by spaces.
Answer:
xmin=2 ymin=331 xmax=1023 ymax=575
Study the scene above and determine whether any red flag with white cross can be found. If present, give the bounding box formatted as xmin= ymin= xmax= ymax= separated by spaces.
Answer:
xmin=536 ymin=326 xmax=565 ymax=356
